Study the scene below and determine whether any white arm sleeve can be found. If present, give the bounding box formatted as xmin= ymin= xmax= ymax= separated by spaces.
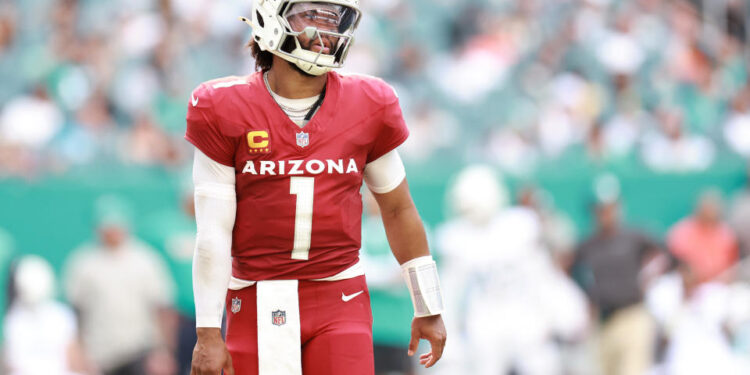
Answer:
xmin=192 ymin=149 xmax=236 ymax=328
xmin=364 ymin=149 xmax=406 ymax=194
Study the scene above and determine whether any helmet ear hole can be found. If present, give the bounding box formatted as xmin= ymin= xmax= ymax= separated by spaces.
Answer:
xmin=256 ymin=10 xmax=265 ymax=28
xmin=280 ymin=35 xmax=296 ymax=53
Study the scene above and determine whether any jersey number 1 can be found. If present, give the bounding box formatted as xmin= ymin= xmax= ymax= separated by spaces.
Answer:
xmin=290 ymin=177 xmax=314 ymax=260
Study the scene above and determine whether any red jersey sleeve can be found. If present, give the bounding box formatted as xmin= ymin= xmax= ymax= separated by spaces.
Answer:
xmin=185 ymin=84 xmax=236 ymax=167
xmin=367 ymin=93 xmax=409 ymax=163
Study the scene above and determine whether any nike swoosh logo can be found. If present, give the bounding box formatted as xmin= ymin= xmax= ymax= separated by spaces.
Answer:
xmin=341 ymin=291 xmax=364 ymax=302
xmin=191 ymin=94 xmax=199 ymax=107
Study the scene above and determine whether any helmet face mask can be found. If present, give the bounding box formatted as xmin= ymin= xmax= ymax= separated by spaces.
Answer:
xmin=250 ymin=0 xmax=361 ymax=76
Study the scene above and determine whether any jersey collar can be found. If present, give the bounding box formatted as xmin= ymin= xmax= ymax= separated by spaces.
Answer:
xmin=251 ymin=71 xmax=341 ymax=134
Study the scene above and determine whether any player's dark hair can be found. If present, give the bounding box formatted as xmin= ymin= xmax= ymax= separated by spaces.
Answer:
xmin=249 ymin=39 xmax=273 ymax=72
xmin=248 ymin=38 xmax=317 ymax=78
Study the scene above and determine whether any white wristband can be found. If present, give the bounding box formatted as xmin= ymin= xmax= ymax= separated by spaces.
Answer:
xmin=401 ymin=256 xmax=445 ymax=317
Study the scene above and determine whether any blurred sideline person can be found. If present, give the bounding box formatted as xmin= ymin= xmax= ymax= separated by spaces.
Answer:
xmin=4 ymin=255 xmax=86 ymax=375
xmin=573 ymin=177 xmax=662 ymax=375
xmin=668 ymin=190 xmax=739 ymax=284
xmin=141 ymin=183 xmax=200 ymax=375
xmin=63 ymin=196 xmax=176 ymax=375
xmin=436 ymin=166 xmax=587 ymax=375
xmin=187 ymin=1 xmax=446 ymax=374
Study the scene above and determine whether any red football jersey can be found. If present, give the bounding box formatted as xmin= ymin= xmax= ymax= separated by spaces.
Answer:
xmin=185 ymin=72 xmax=408 ymax=281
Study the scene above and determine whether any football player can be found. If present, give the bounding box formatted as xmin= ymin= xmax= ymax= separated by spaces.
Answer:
xmin=186 ymin=1 xmax=446 ymax=374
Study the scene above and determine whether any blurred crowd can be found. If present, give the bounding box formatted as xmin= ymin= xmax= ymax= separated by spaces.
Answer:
xmin=0 ymin=0 xmax=251 ymax=178
xmin=0 ymin=0 xmax=748 ymax=177
xmin=1 ymin=0 xmax=750 ymax=374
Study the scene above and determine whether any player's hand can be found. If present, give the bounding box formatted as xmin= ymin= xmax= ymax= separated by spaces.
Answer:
xmin=191 ymin=328 xmax=234 ymax=375
xmin=408 ymin=314 xmax=447 ymax=368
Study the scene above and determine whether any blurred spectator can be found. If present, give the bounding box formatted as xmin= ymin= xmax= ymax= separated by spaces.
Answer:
xmin=663 ymin=1 xmax=703 ymax=86
xmin=0 ymin=4 xmax=16 ymax=55
xmin=640 ymin=108 xmax=715 ymax=172
xmin=595 ymin=10 xmax=645 ymax=78
xmin=484 ymin=123 xmax=539 ymax=176
xmin=432 ymin=12 xmax=520 ymax=104
xmin=437 ymin=166 xmax=587 ymax=375
xmin=730 ymin=165 xmax=750 ymax=257
xmin=573 ymin=181 xmax=662 ymax=375
xmin=646 ymin=260 xmax=750 ymax=374
xmin=724 ymin=84 xmax=750 ymax=158
xmin=0 ymin=85 xmax=64 ymax=177
xmin=0 ymin=2 xmax=20 ymax=104
xmin=140 ymin=183 xmax=199 ymax=375
xmin=120 ymin=114 xmax=182 ymax=168
xmin=0 ymin=86 xmax=63 ymax=150
xmin=3 ymin=255 xmax=86 ymax=375
xmin=599 ymin=106 xmax=652 ymax=162
xmin=399 ymin=100 xmax=459 ymax=163
xmin=537 ymin=71 xmax=601 ymax=157
xmin=53 ymin=91 xmax=119 ymax=166
xmin=63 ymin=196 xmax=176 ymax=375
xmin=668 ymin=190 xmax=739 ymax=284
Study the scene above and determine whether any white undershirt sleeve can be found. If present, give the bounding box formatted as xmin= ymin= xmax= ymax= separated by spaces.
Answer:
xmin=364 ymin=149 xmax=406 ymax=194
xmin=192 ymin=149 xmax=236 ymax=328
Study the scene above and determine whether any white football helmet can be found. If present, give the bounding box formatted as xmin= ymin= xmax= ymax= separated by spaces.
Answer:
xmin=242 ymin=0 xmax=362 ymax=76
xmin=449 ymin=165 xmax=509 ymax=225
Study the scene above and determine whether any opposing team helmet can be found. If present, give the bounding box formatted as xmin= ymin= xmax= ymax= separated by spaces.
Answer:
xmin=243 ymin=0 xmax=362 ymax=76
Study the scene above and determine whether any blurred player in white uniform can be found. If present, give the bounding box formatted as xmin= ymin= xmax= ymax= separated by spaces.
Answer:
xmin=4 ymin=256 xmax=84 ymax=375
xmin=436 ymin=166 xmax=587 ymax=375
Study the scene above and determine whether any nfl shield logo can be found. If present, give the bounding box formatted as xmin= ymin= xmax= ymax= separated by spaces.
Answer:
xmin=296 ymin=132 xmax=309 ymax=148
xmin=272 ymin=310 xmax=286 ymax=326
xmin=231 ymin=297 xmax=241 ymax=314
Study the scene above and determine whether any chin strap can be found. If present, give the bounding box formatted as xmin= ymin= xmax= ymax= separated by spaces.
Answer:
xmin=401 ymin=256 xmax=445 ymax=317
